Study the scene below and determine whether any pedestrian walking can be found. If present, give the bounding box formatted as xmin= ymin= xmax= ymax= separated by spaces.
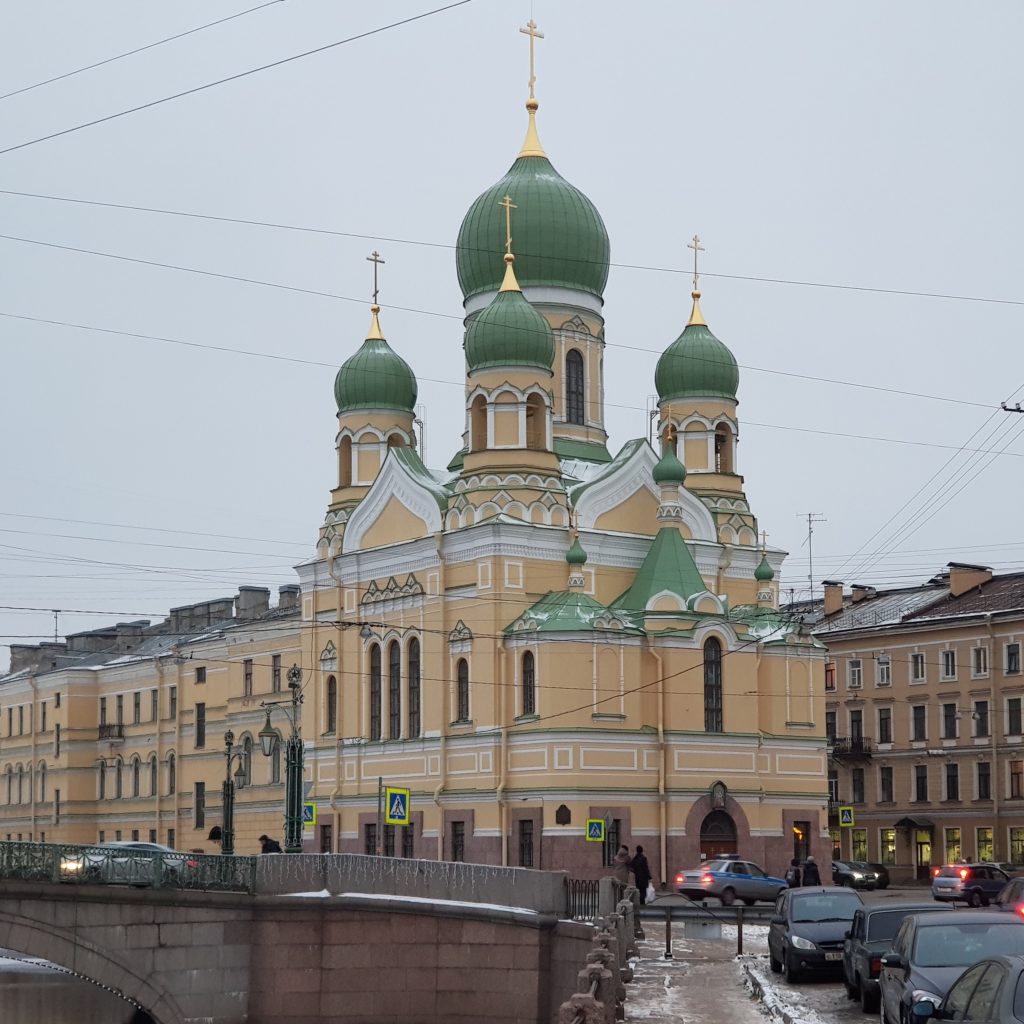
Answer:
xmin=258 ymin=834 xmax=283 ymax=854
xmin=612 ymin=844 xmax=632 ymax=884
xmin=630 ymin=845 xmax=653 ymax=903
xmin=801 ymin=855 xmax=821 ymax=886
xmin=785 ymin=858 xmax=802 ymax=888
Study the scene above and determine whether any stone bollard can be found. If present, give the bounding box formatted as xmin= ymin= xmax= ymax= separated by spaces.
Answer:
xmin=610 ymin=909 xmax=634 ymax=979
xmin=594 ymin=928 xmax=626 ymax=1006
xmin=578 ymin=963 xmax=615 ymax=1024
xmin=616 ymin=899 xmax=637 ymax=958
xmin=558 ymin=993 xmax=605 ymax=1024
xmin=598 ymin=876 xmax=617 ymax=917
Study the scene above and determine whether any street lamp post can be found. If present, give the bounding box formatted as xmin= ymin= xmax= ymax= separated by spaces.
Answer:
xmin=220 ymin=730 xmax=249 ymax=856
xmin=259 ymin=663 xmax=305 ymax=854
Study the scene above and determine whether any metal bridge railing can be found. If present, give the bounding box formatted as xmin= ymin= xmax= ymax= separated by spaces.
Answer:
xmin=565 ymin=877 xmax=600 ymax=920
xmin=0 ymin=841 xmax=257 ymax=894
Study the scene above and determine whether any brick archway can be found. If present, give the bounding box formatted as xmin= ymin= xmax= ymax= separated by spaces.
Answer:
xmin=673 ymin=793 xmax=757 ymax=870
xmin=0 ymin=909 xmax=182 ymax=1024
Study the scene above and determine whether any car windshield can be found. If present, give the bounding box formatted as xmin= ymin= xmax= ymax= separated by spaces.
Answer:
xmin=867 ymin=910 xmax=935 ymax=942
xmin=913 ymin=923 xmax=1024 ymax=968
xmin=791 ymin=893 xmax=862 ymax=923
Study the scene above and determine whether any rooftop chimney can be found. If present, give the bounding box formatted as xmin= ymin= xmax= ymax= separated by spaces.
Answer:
xmin=823 ymin=580 xmax=845 ymax=617
xmin=278 ymin=585 xmax=300 ymax=611
xmin=851 ymin=584 xmax=877 ymax=604
xmin=948 ymin=562 xmax=993 ymax=598
xmin=235 ymin=586 xmax=271 ymax=619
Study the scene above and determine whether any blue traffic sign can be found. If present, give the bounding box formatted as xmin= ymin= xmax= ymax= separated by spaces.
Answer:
xmin=586 ymin=819 xmax=606 ymax=843
xmin=302 ymin=802 xmax=317 ymax=826
xmin=385 ymin=787 xmax=410 ymax=826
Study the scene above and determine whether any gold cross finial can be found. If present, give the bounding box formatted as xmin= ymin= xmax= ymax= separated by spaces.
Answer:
xmin=519 ymin=19 xmax=544 ymax=100
xmin=498 ymin=195 xmax=517 ymax=256
xmin=687 ymin=235 xmax=705 ymax=293
xmin=366 ymin=250 xmax=385 ymax=305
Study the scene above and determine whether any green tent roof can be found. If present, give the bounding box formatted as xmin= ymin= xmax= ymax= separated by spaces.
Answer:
xmin=506 ymin=590 xmax=641 ymax=634
xmin=613 ymin=527 xmax=709 ymax=611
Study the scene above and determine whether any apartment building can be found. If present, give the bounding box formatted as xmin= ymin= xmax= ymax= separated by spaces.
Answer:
xmin=811 ymin=563 xmax=1024 ymax=881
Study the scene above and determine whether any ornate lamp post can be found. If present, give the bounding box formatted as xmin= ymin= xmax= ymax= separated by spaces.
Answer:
xmin=259 ymin=664 xmax=305 ymax=853
xmin=220 ymin=730 xmax=249 ymax=856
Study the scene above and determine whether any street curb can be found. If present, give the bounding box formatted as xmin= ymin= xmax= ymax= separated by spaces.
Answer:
xmin=741 ymin=959 xmax=799 ymax=1024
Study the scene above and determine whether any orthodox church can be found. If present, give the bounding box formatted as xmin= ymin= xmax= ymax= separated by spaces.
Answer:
xmin=298 ymin=23 xmax=828 ymax=881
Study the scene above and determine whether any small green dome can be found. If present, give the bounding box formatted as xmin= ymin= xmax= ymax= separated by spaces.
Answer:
xmin=566 ymin=535 xmax=588 ymax=566
xmin=653 ymin=449 xmax=686 ymax=485
xmin=655 ymin=299 xmax=739 ymax=402
xmin=457 ymin=154 xmax=610 ymax=302
xmin=465 ymin=262 xmax=555 ymax=372
xmin=334 ymin=309 xmax=417 ymax=413
xmin=755 ymin=554 xmax=775 ymax=582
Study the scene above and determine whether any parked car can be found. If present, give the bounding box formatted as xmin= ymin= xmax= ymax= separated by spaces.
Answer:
xmin=867 ymin=863 xmax=891 ymax=890
xmin=767 ymin=886 xmax=864 ymax=983
xmin=675 ymin=855 xmax=788 ymax=906
xmin=833 ymin=860 xmax=878 ymax=890
xmin=991 ymin=862 xmax=1024 ymax=877
xmin=932 ymin=863 xmax=1011 ymax=907
xmin=842 ymin=902 xmax=953 ymax=1013
xmin=60 ymin=842 xmax=197 ymax=886
xmin=909 ymin=955 xmax=1024 ymax=1023
xmin=879 ymin=911 xmax=1024 ymax=1024
xmin=993 ymin=876 xmax=1024 ymax=916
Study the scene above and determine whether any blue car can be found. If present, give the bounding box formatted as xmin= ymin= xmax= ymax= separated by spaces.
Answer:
xmin=675 ymin=855 xmax=788 ymax=906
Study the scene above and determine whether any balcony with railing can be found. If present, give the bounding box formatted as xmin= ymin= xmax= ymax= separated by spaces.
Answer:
xmin=830 ymin=735 xmax=873 ymax=760
xmin=97 ymin=723 xmax=124 ymax=742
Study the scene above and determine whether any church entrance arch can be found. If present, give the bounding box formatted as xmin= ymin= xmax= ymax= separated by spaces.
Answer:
xmin=699 ymin=809 xmax=737 ymax=860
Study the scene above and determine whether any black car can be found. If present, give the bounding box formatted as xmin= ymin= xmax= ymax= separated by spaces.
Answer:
xmin=879 ymin=911 xmax=1024 ymax=1024
xmin=842 ymin=902 xmax=953 ymax=1013
xmin=867 ymin=863 xmax=891 ymax=890
xmin=768 ymin=886 xmax=864 ymax=983
xmin=833 ymin=860 xmax=878 ymax=890
xmin=910 ymin=955 xmax=1024 ymax=1023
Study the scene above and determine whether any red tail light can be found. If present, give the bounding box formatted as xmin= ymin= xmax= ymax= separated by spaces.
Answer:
xmin=675 ymin=874 xmax=683 ymax=883
xmin=960 ymin=868 xmax=969 ymax=880
xmin=1017 ymin=904 xmax=1024 ymax=919
xmin=870 ymin=957 xmax=882 ymax=977
xmin=933 ymin=868 xmax=941 ymax=877
xmin=701 ymin=874 xmax=713 ymax=884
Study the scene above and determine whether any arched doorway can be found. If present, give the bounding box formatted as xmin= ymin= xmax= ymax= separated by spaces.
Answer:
xmin=700 ymin=809 xmax=737 ymax=860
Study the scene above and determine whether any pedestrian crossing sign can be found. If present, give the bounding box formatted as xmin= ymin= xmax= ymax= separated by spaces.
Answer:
xmin=586 ymin=819 xmax=605 ymax=843
xmin=385 ymin=787 xmax=411 ymax=826
xmin=839 ymin=806 xmax=855 ymax=827
xmin=302 ymin=802 xmax=317 ymax=827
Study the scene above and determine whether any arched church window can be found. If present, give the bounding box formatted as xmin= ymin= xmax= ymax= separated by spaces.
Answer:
xmin=149 ymin=755 xmax=158 ymax=796
xmin=16 ymin=764 xmax=23 ymax=804
xmin=525 ymin=393 xmax=546 ymax=450
xmin=387 ymin=433 xmax=403 ymax=449
xmin=566 ymin=349 xmax=585 ymax=425
xmin=389 ymin=641 xmax=402 ymax=740
xmin=456 ymin=659 xmax=470 ymax=722
xmin=470 ymin=396 xmax=488 ymax=452
xmin=326 ymin=675 xmax=337 ymax=735
xmin=131 ymin=756 xmax=141 ymax=798
xmin=167 ymin=752 xmax=176 ymax=795
xmin=522 ymin=651 xmax=536 ymax=716
xmin=408 ymin=638 xmax=421 ymax=738
xmin=115 ymin=758 xmax=123 ymax=799
xmin=714 ymin=424 xmax=734 ymax=474
xmin=338 ymin=436 xmax=352 ymax=488
xmin=369 ymin=644 xmax=382 ymax=741
xmin=704 ymin=638 xmax=723 ymax=733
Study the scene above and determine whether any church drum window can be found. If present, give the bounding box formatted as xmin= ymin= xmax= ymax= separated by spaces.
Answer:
xmin=369 ymin=644 xmax=382 ymax=741
xmin=326 ymin=675 xmax=337 ymax=735
xmin=389 ymin=641 xmax=401 ymax=740
xmin=522 ymin=651 xmax=536 ymax=716
xmin=565 ymin=349 xmax=585 ymax=426
xmin=525 ymin=393 xmax=546 ymax=450
xmin=408 ymin=638 xmax=421 ymax=738
xmin=704 ymin=637 xmax=723 ymax=733
xmin=470 ymin=395 xmax=487 ymax=452
xmin=338 ymin=436 xmax=352 ymax=487
xmin=456 ymin=659 xmax=470 ymax=722
xmin=714 ymin=424 xmax=734 ymax=474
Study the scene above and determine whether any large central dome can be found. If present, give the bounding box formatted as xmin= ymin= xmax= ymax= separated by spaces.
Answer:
xmin=456 ymin=105 xmax=610 ymax=303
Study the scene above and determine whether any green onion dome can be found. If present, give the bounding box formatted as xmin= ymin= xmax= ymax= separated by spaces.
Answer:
xmin=653 ymin=448 xmax=687 ymax=485
xmin=456 ymin=103 xmax=610 ymax=303
xmin=566 ymin=534 xmax=588 ymax=566
xmin=465 ymin=255 xmax=555 ymax=372
xmin=754 ymin=553 xmax=775 ymax=582
xmin=334 ymin=307 xmax=418 ymax=413
xmin=655 ymin=293 xmax=739 ymax=402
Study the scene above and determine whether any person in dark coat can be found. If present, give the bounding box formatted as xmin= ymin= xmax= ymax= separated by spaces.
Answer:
xmin=258 ymin=834 xmax=283 ymax=854
xmin=785 ymin=858 xmax=802 ymax=888
xmin=801 ymin=855 xmax=821 ymax=886
xmin=630 ymin=846 xmax=653 ymax=903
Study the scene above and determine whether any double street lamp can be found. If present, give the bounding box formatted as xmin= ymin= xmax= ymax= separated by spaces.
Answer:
xmin=258 ymin=664 xmax=305 ymax=854
xmin=219 ymin=730 xmax=249 ymax=856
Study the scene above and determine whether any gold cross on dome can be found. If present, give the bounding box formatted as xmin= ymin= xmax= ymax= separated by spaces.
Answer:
xmin=366 ymin=250 xmax=385 ymax=304
xmin=498 ymin=195 xmax=517 ymax=255
xmin=687 ymin=234 xmax=705 ymax=292
xmin=519 ymin=19 xmax=544 ymax=100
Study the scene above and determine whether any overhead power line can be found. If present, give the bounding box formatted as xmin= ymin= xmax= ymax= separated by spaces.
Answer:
xmin=0 ymin=1 xmax=477 ymax=158
xmin=0 ymin=1 xmax=285 ymax=103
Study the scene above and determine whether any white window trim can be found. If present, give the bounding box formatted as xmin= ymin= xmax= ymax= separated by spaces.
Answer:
xmin=941 ymin=649 xmax=957 ymax=681
xmin=910 ymin=652 xmax=927 ymax=685
xmin=876 ymin=655 xmax=892 ymax=687
xmin=1006 ymin=642 xmax=1022 ymax=676
xmin=971 ymin=645 xmax=990 ymax=680
xmin=847 ymin=659 xmax=863 ymax=689
xmin=911 ymin=705 xmax=928 ymax=742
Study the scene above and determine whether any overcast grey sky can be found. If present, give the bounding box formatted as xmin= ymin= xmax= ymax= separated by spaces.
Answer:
xmin=2 ymin=0 xmax=1023 ymax=669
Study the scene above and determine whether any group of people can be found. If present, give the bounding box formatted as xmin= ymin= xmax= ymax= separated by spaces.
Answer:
xmin=784 ymin=855 xmax=821 ymax=888
xmin=612 ymin=844 xmax=654 ymax=903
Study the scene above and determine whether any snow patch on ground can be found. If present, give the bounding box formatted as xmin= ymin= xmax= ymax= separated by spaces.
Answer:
xmin=742 ymin=957 xmax=841 ymax=1024
xmin=284 ymin=890 xmax=540 ymax=915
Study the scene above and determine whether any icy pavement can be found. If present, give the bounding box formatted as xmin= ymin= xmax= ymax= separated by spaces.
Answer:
xmin=742 ymin=957 xmax=863 ymax=1024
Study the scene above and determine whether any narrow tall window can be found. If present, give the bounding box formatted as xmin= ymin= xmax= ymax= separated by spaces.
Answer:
xmin=978 ymin=761 xmax=991 ymax=800
xmin=98 ymin=762 xmax=106 ymax=800
xmin=369 ymin=644 xmax=382 ymax=741
xmin=878 ymin=707 xmax=892 ymax=745
xmin=149 ymin=755 xmax=157 ymax=796
xmin=975 ymin=700 xmax=990 ymax=738
xmin=912 ymin=704 xmax=927 ymax=741
xmin=150 ymin=689 xmax=158 ymax=722
xmin=942 ymin=703 xmax=958 ymax=739
xmin=451 ymin=820 xmax=465 ymax=862
xmin=714 ymin=424 xmax=734 ymax=474
xmin=852 ymin=768 xmax=865 ymax=803
xmin=116 ymin=695 xmax=124 ymax=725
xmin=194 ymin=782 xmax=205 ymax=829
xmin=911 ymin=653 xmax=926 ymax=682
xmin=133 ymin=691 xmax=141 ymax=724
xmin=131 ymin=757 xmax=140 ymax=798
xmin=38 ymin=762 xmax=46 ymax=802
xmin=168 ymin=685 xmax=177 ymax=720
xmin=243 ymin=659 xmax=253 ymax=697
xmin=704 ymin=638 xmax=723 ymax=733
xmin=401 ymin=825 xmax=414 ymax=859
xmin=115 ymin=759 xmax=123 ymax=799
xmin=195 ymin=703 xmax=206 ymax=748
xmin=1008 ymin=643 xmax=1021 ymax=675
xmin=167 ymin=753 xmax=176 ymax=795
xmin=99 ymin=697 xmax=107 ymax=726
xmin=522 ymin=651 xmax=536 ymax=716
xmin=945 ymin=763 xmax=959 ymax=801
xmin=457 ymin=659 xmax=470 ymax=722
xmin=407 ymin=639 xmax=421 ymax=739
xmin=388 ymin=641 xmax=401 ymax=740
xmin=880 ymin=766 xmax=894 ymax=803
xmin=364 ymin=823 xmax=377 ymax=856
xmin=518 ymin=819 xmax=534 ymax=867
xmin=326 ymin=676 xmax=337 ymax=735
xmin=41 ymin=702 xmax=47 ymax=733
xmin=915 ymin=764 xmax=928 ymax=802
xmin=1010 ymin=698 xmax=1023 ymax=736
xmin=272 ymin=654 xmax=282 ymax=693
xmin=565 ymin=349 xmax=585 ymax=426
